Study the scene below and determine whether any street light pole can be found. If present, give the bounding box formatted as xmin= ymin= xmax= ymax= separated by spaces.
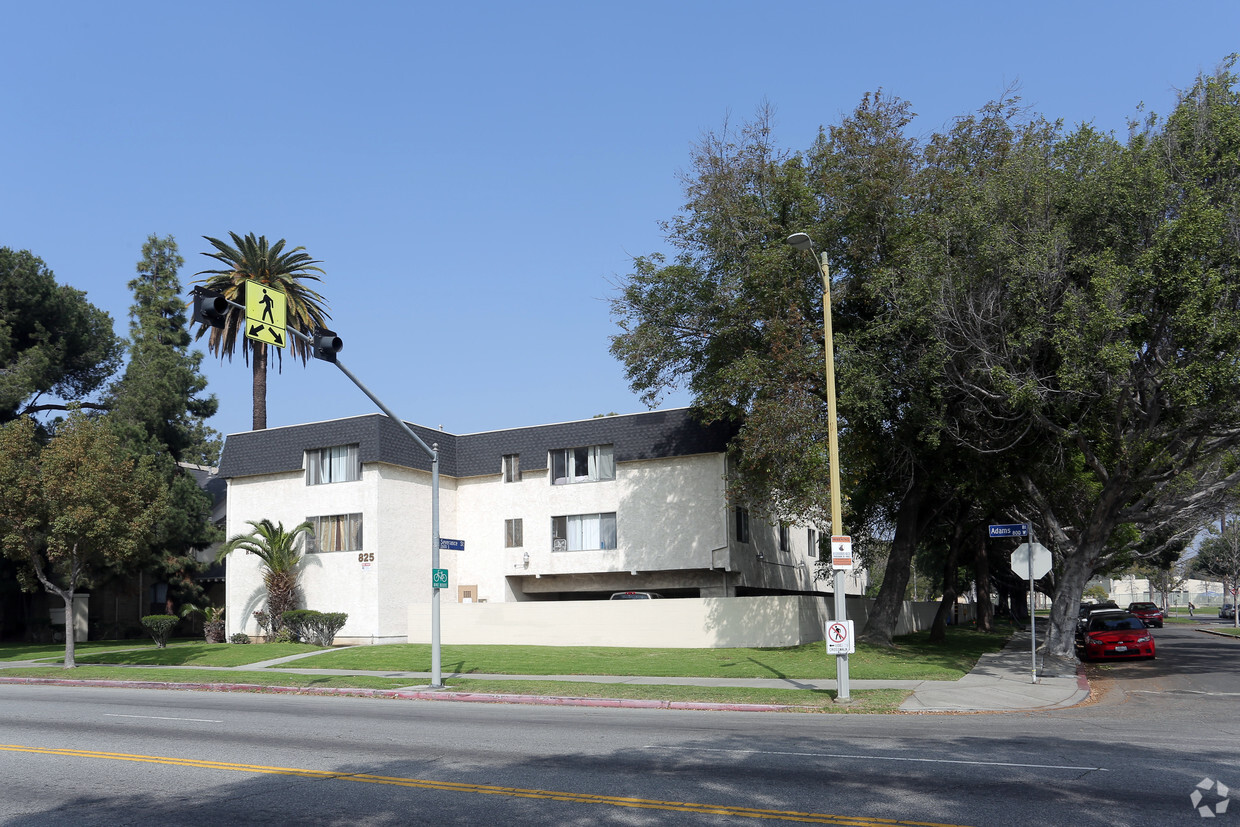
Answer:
xmin=788 ymin=232 xmax=850 ymax=702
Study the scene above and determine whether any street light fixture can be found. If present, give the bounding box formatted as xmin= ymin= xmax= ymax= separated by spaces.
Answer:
xmin=787 ymin=232 xmax=850 ymax=702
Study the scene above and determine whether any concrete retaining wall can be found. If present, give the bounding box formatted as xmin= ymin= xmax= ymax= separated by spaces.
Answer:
xmin=403 ymin=595 xmax=943 ymax=648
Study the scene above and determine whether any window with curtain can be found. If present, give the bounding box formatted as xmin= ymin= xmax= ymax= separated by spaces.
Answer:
xmin=306 ymin=444 xmax=360 ymax=485
xmin=502 ymin=454 xmax=521 ymax=483
xmin=307 ymin=513 xmax=363 ymax=552
xmin=550 ymin=513 xmax=617 ymax=551
xmin=550 ymin=444 xmax=615 ymax=485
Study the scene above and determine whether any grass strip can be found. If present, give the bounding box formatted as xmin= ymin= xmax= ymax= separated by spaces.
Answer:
xmin=0 ymin=667 xmax=909 ymax=712
xmin=283 ymin=628 xmax=1010 ymax=680
xmin=71 ymin=642 xmax=325 ymax=667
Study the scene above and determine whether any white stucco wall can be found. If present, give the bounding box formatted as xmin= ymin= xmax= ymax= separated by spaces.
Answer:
xmin=407 ymin=595 xmax=937 ymax=648
xmin=224 ymin=462 xmax=445 ymax=643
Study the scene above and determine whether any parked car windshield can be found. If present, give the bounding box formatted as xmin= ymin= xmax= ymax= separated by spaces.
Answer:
xmin=1089 ymin=616 xmax=1145 ymax=632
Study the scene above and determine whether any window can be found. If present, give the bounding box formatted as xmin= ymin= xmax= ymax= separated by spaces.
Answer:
xmin=551 ymin=513 xmax=617 ymax=551
xmin=505 ymin=518 xmax=523 ymax=548
xmin=779 ymin=524 xmax=790 ymax=552
xmin=307 ymin=513 xmax=363 ymax=552
xmin=306 ymin=444 xmax=360 ymax=485
xmin=502 ymin=454 xmax=521 ymax=483
xmin=551 ymin=444 xmax=615 ymax=485
xmin=735 ymin=507 xmax=750 ymax=543
xmin=808 ymin=529 xmax=817 ymax=558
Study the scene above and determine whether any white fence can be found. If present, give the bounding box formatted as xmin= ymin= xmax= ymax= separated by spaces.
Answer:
xmin=402 ymin=595 xmax=943 ymax=648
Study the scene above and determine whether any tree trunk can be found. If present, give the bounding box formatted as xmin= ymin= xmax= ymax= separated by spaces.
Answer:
xmin=252 ymin=342 xmax=268 ymax=431
xmin=1046 ymin=544 xmax=1100 ymax=657
xmin=929 ymin=515 xmax=965 ymax=643
xmin=859 ymin=481 xmax=927 ymax=646
xmin=60 ymin=590 xmax=76 ymax=668
xmin=972 ymin=531 xmax=994 ymax=632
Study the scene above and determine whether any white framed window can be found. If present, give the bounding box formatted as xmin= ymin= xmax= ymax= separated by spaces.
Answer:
xmin=550 ymin=444 xmax=615 ymax=485
xmin=502 ymin=454 xmax=521 ymax=483
xmin=551 ymin=513 xmax=617 ymax=551
xmin=735 ymin=507 xmax=750 ymax=544
xmin=307 ymin=513 xmax=363 ymax=552
xmin=505 ymin=518 xmax=523 ymax=548
xmin=306 ymin=444 xmax=360 ymax=485
xmin=808 ymin=529 xmax=819 ymax=559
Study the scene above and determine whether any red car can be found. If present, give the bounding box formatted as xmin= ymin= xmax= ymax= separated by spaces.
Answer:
xmin=1126 ymin=602 xmax=1165 ymax=628
xmin=1080 ymin=611 xmax=1156 ymax=660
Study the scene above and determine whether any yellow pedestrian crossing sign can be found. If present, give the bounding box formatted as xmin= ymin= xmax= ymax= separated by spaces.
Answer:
xmin=244 ymin=280 xmax=287 ymax=348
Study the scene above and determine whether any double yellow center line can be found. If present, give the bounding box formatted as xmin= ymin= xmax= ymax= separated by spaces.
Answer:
xmin=0 ymin=744 xmax=970 ymax=826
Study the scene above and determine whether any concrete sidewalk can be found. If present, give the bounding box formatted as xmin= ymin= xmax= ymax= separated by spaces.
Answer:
xmin=0 ymin=628 xmax=1090 ymax=713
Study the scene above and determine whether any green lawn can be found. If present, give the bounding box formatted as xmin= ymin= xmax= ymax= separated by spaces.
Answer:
xmin=265 ymin=626 xmax=1011 ymax=681
xmin=0 ymin=626 xmax=1012 ymax=712
xmin=0 ymin=666 xmax=909 ymax=712
xmin=4 ymin=641 xmax=324 ymax=667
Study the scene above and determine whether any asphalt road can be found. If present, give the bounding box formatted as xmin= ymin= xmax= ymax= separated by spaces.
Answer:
xmin=0 ymin=626 xmax=1235 ymax=826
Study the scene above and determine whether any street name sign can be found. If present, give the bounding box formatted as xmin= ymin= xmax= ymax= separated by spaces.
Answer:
xmin=244 ymin=279 xmax=287 ymax=348
xmin=825 ymin=620 xmax=855 ymax=654
xmin=989 ymin=523 xmax=1029 ymax=538
xmin=439 ymin=538 xmax=465 ymax=551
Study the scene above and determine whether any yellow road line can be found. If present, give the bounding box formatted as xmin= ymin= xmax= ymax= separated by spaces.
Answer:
xmin=0 ymin=744 xmax=971 ymax=826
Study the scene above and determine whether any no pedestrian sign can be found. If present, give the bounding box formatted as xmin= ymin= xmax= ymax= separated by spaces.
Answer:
xmin=826 ymin=620 xmax=855 ymax=654
xmin=831 ymin=535 xmax=854 ymax=571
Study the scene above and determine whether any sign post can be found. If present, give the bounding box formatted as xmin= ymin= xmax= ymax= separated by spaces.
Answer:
xmin=992 ymin=522 xmax=1043 ymax=684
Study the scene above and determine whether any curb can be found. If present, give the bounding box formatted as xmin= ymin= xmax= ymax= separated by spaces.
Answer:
xmin=0 ymin=676 xmax=808 ymax=714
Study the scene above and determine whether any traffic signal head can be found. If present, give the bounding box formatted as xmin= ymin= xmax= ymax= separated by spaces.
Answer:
xmin=311 ymin=327 xmax=343 ymax=362
xmin=191 ymin=287 xmax=229 ymax=328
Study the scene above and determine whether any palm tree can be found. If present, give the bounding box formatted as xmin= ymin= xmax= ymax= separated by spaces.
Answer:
xmin=193 ymin=232 xmax=331 ymax=430
xmin=217 ymin=518 xmax=313 ymax=638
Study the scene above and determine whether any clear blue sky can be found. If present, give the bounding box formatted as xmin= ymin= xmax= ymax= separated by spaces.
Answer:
xmin=3 ymin=1 xmax=1237 ymax=441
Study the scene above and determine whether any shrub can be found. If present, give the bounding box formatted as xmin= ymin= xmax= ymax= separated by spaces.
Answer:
xmin=315 ymin=612 xmax=348 ymax=646
xmin=280 ymin=610 xmax=349 ymax=646
xmin=273 ymin=627 xmax=296 ymax=644
xmin=281 ymin=609 xmax=318 ymax=643
xmin=253 ymin=610 xmax=272 ymax=640
xmin=230 ymin=632 xmax=251 ymax=644
xmin=141 ymin=615 xmax=179 ymax=649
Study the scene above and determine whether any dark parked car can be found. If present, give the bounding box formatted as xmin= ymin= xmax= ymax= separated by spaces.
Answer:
xmin=1079 ymin=611 xmax=1156 ymax=660
xmin=1126 ymin=602 xmax=1164 ymax=628
xmin=1077 ymin=601 xmax=1120 ymax=639
xmin=1221 ymin=604 xmax=1236 ymax=620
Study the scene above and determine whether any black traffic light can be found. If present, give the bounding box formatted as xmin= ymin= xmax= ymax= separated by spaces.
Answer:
xmin=311 ymin=327 xmax=343 ymax=362
xmin=191 ymin=287 xmax=229 ymax=328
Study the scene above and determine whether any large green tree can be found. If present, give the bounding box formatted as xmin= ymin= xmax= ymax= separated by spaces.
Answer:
xmin=192 ymin=232 xmax=332 ymax=431
xmin=0 ymin=249 xmax=122 ymax=422
xmin=105 ymin=234 xmax=223 ymax=611
xmin=0 ymin=413 xmax=166 ymax=667
xmin=934 ymin=63 xmax=1240 ymax=656
xmin=610 ymin=99 xmax=995 ymax=645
